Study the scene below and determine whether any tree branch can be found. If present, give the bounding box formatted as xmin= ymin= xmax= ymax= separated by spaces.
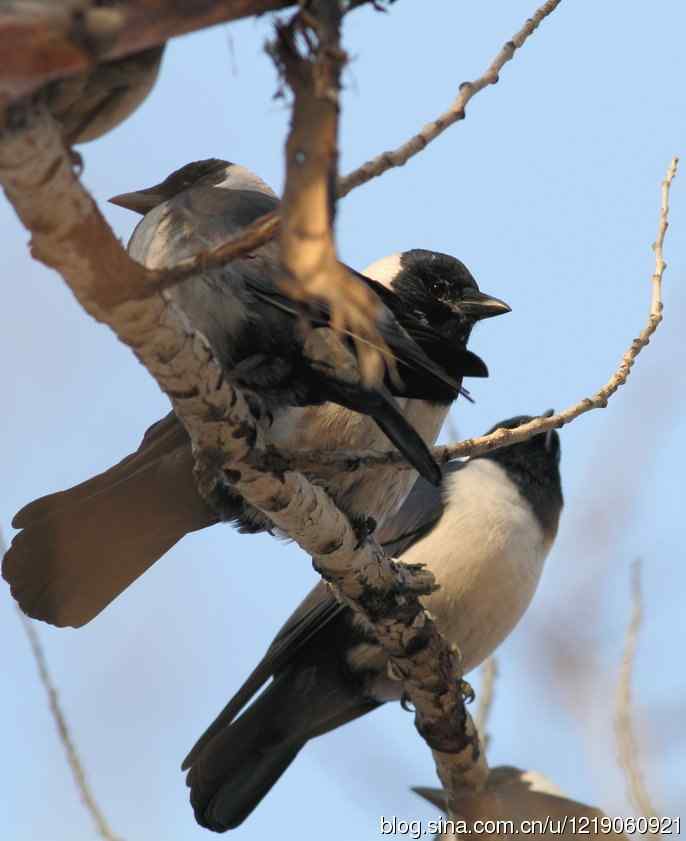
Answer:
xmin=271 ymin=1 xmax=391 ymax=382
xmin=337 ymin=0 xmax=564 ymax=197
xmin=614 ymin=560 xmax=661 ymax=818
xmin=142 ymin=209 xmax=281 ymax=296
xmin=0 ymin=528 xmax=123 ymax=841
xmin=248 ymin=156 xmax=679 ymax=474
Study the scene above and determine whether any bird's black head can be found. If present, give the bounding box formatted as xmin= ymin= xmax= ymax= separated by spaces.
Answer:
xmin=483 ymin=413 xmax=561 ymax=466
xmin=478 ymin=412 xmax=563 ymax=537
xmin=387 ymin=249 xmax=510 ymax=344
xmin=109 ymin=158 xmax=232 ymax=214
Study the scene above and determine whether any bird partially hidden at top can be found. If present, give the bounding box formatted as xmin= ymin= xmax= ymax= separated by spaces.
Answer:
xmin=3 ymin=159 xmax=510 ymax=629
xmin=42 ymin=44 xmax=165 ymax=146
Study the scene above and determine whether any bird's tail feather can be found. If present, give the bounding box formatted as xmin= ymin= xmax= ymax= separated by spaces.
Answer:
xmin=370 ymin=397 xmax=441 ymax=486
xmin=186 ymin=675 xmax=310 ymax=832
xmin=185 ymin=659 xmax=379 ymax=830
xmin=3 ymin=417 xmax=219 ymax=628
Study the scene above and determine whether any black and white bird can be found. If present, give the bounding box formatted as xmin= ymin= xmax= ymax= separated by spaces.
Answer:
xmin=182 ymin=415 xmax=564 ymax=832
xmin=3 ymin=160 xmax=509 ymax=629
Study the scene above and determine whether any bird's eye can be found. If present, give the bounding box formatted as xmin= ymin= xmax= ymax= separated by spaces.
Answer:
xmin=430 ymin=279 xmax=444 ymax=296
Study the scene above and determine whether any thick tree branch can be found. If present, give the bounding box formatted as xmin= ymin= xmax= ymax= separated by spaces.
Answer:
xmin=272 ymin=2 xmax=390 ymax=382
xmin=338 ymin=0 xmax=563 ymax=197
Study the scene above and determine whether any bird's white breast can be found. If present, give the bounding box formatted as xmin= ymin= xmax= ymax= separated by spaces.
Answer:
xmin=419 ymin=459 xmax=549 ymax=673
xmin=356 ymin=458 xmax=551 ymax=700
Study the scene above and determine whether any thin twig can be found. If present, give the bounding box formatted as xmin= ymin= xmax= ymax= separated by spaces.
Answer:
xmin=0 ymin=529 xmax=122 ymax=841
xmin=614 ymin=560 xmax=660 ymax=818
xmin=337 ymin=0 xmax=564 ymax=197
xmin=140 ymin=209 xmax=280 ymax=296
xmin=137 ymin=0 xmax=565 ymax=296
xmin=474 ymin=657 xmax=497 ymax=752
xmin=247 ymin=156 xmax=679 ymax=475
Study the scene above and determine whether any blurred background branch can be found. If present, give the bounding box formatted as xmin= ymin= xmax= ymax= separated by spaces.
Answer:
xmin=475 ymin=658 xmax=498 ymax=753
xmin=615 ymin=560 xmax=660 ymax=819
xmin=0 ymin=528 xmax=121 ymax=841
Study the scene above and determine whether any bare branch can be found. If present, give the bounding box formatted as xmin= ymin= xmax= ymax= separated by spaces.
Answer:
xmin=249 ymin=156 xmax=679 ymax=474
xmin=142 ymin=209 xmax=281 ymax=296
xmin=337 ymin=0 xmax=564 ymax=197
xmin=0 ymin=528 xmax=122 ymax=841
xmin=271 ymin=2 xmax=391 ymax=382
xmin=614 ymin=560 xmax=661 ymax=818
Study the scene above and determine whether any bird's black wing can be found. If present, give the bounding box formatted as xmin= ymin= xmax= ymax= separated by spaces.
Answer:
xmin=245 ymin=276 xmax=460 ymax=398
xmin=376 ymin=460 xmax=467 ymax=555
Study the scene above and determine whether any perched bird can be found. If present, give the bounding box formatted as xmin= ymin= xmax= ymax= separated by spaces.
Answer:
xmin=412 ymin=771 xmax=624 ymax=841
xmin=182 ymin=415 xmax=564 ymax=832
xmin=3 ymin=160 xmax=510 ymax=629
xmin=43 ymin=45 xmax=165 ymax=145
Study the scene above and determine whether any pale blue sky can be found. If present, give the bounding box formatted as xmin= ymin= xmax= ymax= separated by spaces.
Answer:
xmin=1 ymin=2 xmax=685 ymax=839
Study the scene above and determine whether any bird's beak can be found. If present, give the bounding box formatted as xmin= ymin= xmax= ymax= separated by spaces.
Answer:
xmin=459 ymin=291 xmax=511 ymax=320
xmin=109 ymin=186 xmax=166 ymax=215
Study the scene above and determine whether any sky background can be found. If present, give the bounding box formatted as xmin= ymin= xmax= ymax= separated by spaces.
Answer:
xmin=1 ymin=1 xmax=685 ymax=839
